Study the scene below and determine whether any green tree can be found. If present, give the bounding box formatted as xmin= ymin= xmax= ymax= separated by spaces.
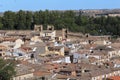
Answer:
xmin=2 ymin=11 xmax=16 ymax=29
xmin=26 ymin=11 xmax=33 ymax=29
xmin=62 ymin=10 xmax=76 ymax=31
xmin=33 ymin=11 xmax=40 ymax=24
xmin=0 ymin=17 xmax=3 ymax=29
xmin=16 ymin=10 xmax=26 ymax=29
xmin=0 ymin=59 xmax=16 ymax=80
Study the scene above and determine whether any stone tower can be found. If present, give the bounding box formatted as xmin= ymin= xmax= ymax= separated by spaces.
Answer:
xmin=34 ymin=25 xmax=43 ymax=32
xmin=62 ymin=28 xmax=68 ymax=39
xmin=47 ymin=25 xmax=54 ymax=30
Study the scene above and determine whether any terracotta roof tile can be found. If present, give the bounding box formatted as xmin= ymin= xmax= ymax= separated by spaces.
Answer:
xmin=109 ymin=76 xmax=120 ymax=80
xmin=34 ymin=71 xmax=50 ymax=76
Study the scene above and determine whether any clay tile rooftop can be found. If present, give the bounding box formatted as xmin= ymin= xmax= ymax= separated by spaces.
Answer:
xmin=108 ymin=76 xmax=120 ymax=80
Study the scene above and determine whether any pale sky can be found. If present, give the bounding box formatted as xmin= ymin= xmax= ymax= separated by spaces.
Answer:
xmin=0 ymin=0 xmax=120 ymax=12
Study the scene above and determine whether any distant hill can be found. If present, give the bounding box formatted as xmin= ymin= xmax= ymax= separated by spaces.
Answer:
xmin=0 ymin=12 xmax=3 ymax=17
xmin=73 ymin=9 xmax=120 ymax=17
xmin=1 ymin=9 xmax=120 ymax=17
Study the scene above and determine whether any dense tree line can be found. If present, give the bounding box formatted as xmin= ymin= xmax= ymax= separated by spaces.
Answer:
xmin=0 ymin=10 xmax=120 ymax=36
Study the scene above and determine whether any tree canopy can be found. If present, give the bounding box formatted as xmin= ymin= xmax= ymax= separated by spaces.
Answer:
xmin=0 ymin=59 xmax=16 ymax=80
xmin=0 ymin=10 xmax=120 ymax=36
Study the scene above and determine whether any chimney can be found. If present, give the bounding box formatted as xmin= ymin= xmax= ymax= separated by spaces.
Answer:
xmin=70 ymin=55 xmax=74 ymax=63
xmin=71 ymin=71 xmax=76 ymax=77
xmin=81 ymin=68 xmax=85 ymax=73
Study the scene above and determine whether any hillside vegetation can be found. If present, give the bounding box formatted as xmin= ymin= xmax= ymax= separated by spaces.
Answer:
xmin=0 ymin=10 xmax=120 ymax=36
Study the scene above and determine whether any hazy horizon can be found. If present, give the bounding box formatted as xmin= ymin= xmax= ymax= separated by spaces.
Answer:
xmin=0 ymin=0 xmax=120 ymax=12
